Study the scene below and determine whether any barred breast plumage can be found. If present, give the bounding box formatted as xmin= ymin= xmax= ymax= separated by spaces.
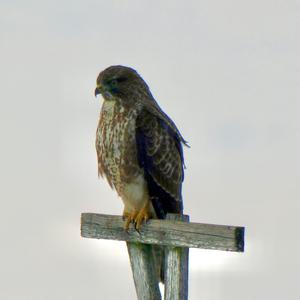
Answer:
xmin=96 ymin=99 xmax=152 ymax=216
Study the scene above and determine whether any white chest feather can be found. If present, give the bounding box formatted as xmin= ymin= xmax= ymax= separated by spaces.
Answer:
xmin=122 ymin=174 xmax=148 ymax=210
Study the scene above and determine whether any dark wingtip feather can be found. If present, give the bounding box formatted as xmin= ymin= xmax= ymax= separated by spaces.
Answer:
xmin=182 ymin=139 xmax=190 ymax=148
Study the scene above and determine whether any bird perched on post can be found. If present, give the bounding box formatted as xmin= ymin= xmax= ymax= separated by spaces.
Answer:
xmin=94 ymin=65 xmax=188 ymax=231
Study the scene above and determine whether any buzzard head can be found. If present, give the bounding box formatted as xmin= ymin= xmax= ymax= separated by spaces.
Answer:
xmin=94 ymin=65 xmax=151 ymax=101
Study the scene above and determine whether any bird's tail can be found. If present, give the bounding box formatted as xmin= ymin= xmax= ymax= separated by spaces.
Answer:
xmin=152 ymin=244 xmax=165 ymax=283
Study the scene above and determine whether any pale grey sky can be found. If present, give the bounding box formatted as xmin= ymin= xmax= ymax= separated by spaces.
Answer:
xmin=1 ymin=1 xmax=300 ymax=299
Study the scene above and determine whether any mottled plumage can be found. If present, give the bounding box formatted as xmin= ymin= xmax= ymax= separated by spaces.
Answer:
xmin=95 ymin=65 xmax=187 ymax=229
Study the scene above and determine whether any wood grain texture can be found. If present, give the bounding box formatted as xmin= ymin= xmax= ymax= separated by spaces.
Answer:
xmin=127 ymin=242 xmax=161 ymax=300
xmin=81 ymin=213 xmax=245 ymax=252
xmin=164 ymin=214 xmax=189 ymax=300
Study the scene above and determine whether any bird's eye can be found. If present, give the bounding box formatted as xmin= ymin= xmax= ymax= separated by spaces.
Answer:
xmin=110 ymin=79 xmax=118 ymax=87
xmin=116 ymin=77 xmax=127 ymax=83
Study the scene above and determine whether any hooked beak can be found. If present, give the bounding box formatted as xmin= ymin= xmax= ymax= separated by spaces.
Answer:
xmin=94 ymin=86 xmax=102 ymax=97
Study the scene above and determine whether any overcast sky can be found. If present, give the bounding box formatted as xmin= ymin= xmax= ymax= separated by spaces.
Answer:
xmin=1 ymin=1 xmax=300 ymax=299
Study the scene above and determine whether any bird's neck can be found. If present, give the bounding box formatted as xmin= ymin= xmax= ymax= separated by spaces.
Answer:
xmin=101 ymin=99 xmax=137 ymax=122
xmin=101 ymin=97 xmax=142 ymax=115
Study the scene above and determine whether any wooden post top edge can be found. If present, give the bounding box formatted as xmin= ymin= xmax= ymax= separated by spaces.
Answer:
xmin=81 ymin=212 xmax=245 ymax=230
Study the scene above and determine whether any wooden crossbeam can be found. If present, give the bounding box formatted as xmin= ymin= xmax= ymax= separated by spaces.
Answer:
xmin=81 ymin=213 xmax=244 ymax=252
xmin=81 ymin=213 xmax=244 ymax=300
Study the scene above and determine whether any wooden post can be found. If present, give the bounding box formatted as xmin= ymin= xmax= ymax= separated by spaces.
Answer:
xmin=81 ymin=213 xmax=245 ymax=299
xmin=164 ymin=214 xmax=189 ymax=300
xmin=127 ymin=242 xmax=162 ymax=300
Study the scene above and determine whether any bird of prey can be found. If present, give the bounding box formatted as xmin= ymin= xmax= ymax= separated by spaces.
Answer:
xmin=94 ymin=65 xmax=188 ymax=231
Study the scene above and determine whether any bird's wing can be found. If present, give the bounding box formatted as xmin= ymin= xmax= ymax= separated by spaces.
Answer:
xmin=141 ymin=97 xmax=189 ymax=147
xmin=135 ymin=109 xmax=185 ymax=219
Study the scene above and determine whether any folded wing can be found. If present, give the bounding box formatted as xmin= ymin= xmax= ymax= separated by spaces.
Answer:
xmin=135 ymin=109 xmax=185 ymax=219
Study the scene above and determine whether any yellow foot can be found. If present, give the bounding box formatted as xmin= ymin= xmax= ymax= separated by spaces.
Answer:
xmin=134 ymin=207 xmax=151 ymax=231
xmin=122 ymin=207 xmax=151 ymax=231
xmin=122 ymin=211 xmax=137 ymax=231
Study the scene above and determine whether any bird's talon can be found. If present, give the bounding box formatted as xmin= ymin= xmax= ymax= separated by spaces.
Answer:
xmin=134 ymin=226 xmax=141 ymax=235
xmin=122 ymin=206 xmax=151 ymax=232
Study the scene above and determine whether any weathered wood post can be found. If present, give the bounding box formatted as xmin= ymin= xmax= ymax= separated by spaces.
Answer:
xmin=81 ymin=213 xmax=244 ymax=300
xmin=127 ymin=242 xmax=162 ymax=300
xmin=164 ymin=214 xmax=189 ymax=300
